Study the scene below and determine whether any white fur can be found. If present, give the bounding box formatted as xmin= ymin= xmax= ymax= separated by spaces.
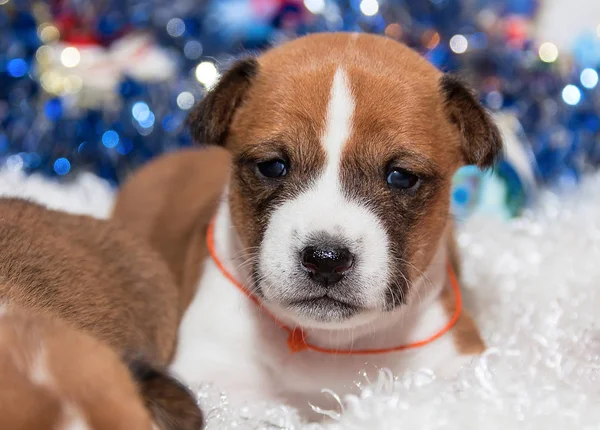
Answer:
xmin=171 ymin=199 xmax=465 ymax=417
xmin=60 ymin=403 xmax=90 ymax=430
xmin=258 ymin=68 xmax=390 ymax=328
xmin=29 ymin=345 xmax=52 ymax=387
xmin=322 ymin=68 xmax=354 ymax=164
xmin=26 ymin=344 xmax=91 ymax=430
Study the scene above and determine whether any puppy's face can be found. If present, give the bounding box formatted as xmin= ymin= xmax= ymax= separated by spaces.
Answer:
xmin=190 ymin=33 xmax=501 ymax=328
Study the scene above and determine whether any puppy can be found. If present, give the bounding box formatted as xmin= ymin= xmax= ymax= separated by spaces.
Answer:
xmin=0 ymin=198 xmax=202 ymax=429
xmin=114 ymin=32 xmax=501 ymax=418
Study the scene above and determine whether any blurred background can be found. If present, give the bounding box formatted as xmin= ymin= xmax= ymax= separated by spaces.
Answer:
xmin=1 ymin=0 xmax=600 ymax=220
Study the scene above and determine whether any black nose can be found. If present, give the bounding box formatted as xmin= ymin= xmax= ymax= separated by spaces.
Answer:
xmin=301 ymin=246 xmax=354 ymax=286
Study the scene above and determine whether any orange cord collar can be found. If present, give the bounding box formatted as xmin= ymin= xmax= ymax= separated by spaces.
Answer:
xmin=207 ymin=220 xmax=462 ymax=355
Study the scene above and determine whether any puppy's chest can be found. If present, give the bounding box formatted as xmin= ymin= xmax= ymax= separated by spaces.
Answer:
xmin=171 ymin=258 xmax=465 ymax=409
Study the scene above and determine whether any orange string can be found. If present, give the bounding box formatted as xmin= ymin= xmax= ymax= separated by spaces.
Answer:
xmin=207 ymin=219 xmax=462 ymax=355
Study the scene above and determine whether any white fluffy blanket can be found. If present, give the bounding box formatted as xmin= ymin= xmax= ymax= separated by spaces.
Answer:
xmin=2 ymin=169 xmax=600 ymax=430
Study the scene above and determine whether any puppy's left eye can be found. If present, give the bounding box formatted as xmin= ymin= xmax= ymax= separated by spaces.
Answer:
xmin=386 ymin=168 xmax=420 ymax=190
xmin=256 ymin=159 xmax=288 ymax=178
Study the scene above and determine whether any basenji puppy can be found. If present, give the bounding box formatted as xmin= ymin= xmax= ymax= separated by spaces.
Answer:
xmin=0 ymin=198 xmax=202 ymax=429
xmin=114 ymin=32 xmax=501 ymax=419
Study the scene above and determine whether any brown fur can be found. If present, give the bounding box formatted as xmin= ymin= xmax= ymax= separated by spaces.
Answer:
xmin=128 ymin=357 xmax=204 ymax=430
xmin=0 ymin=198 xmax=178 ymax=362
xmin=113 ymin=147 xmax=231 ymax=312
xmin=441 ymin=74 xmax=503 ymax=168
xmin=0 ymin=198 xmax=203 ymax=429
xmin=0 ymin=309 xmax=153 ymax=430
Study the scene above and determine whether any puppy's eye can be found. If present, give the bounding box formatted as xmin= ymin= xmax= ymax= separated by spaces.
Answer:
xmin=256 ymin=159 xmax=288 ymax=178
xmin=386 ymin=168 xmax=419 ymax=190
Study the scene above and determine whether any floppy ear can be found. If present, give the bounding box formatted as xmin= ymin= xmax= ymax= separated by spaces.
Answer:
xmin=127 ymin=358 xmax=203 ymax=430
xmin=188 ymin=57 xmax=259 ymax=147
xmin=440 ymin=74 xmax=503 ymax=169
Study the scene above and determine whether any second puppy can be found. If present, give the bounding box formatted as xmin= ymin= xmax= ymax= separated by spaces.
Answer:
xmin=0 ymin=198 xmax=202 ymax=429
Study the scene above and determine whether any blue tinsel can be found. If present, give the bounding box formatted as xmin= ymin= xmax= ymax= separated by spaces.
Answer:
xmin=0 ymin=0 xmax=598 ymax=201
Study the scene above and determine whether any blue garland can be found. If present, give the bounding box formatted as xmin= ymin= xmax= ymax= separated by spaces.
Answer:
xmin=0 ymin=0 xmax=598 ymax=207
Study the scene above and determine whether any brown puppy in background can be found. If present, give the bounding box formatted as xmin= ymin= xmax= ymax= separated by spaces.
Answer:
xmin=0 ymin=198 xmax=202 ymax=430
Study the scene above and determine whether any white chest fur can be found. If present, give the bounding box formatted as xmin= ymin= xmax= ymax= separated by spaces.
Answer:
xmin=169 ymin=206 xmax=470 ymax=417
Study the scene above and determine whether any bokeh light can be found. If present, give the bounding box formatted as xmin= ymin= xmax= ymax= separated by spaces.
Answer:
xmin=539 ymin=42 xmax=558 ymax=63
xmin=177 ymin=92 xmax=195 ymax=110
xmin=35 ymin=46 xmax=52 ymax=64
xmin=384 ymin=23 xmax=403 ymax=40
xmin=166 ymin=18 xmax=186 ymax=37
xmin=38 ymin=24 xmax=59 ymax=43
xmin=116 ymin=138 xmax=134 ymax=155
xmin=195 ymin=61 xmax=219 ymax=88
xmin=304 ymin=0 xmax=326 ymax=14
xmin=138 ymin=111 xmax=156 ymax=129
xmin=359 ymin=0 xmax=379 ymax=17
xmin=44 ymin=99 xmax=63 ymax=121
xmin=562 ymin=85 xmax=581 ymax=106
xmin=60 ymin=47 xmax=81 ymax=68
xmin=53 ymin=158 xmax=71 ymax=175
xmin=102 ymin=130 xmax=120 ymax=148
xmin=132 ymin=102 xmax=151 ymax=122
xmin=449 ymin=35 xmax=468 ymax=54
xmin=184 ymin=41 xmax=203 ymax=59
xmin=580 ymin=68 xmax=599 ymax=89
xmin=40 ymin=71 xmax=63 ymax=94
xmin=6 ymin=59 xmax=28 ymax=78
xmin=423 ymin=30 xmax=440 ymax=50
xmin=486 ymin=91 xmax=504 ymax=110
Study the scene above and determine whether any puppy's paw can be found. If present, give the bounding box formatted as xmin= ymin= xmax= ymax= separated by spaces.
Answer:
xmin=127 ymin=358 xmax=203 ymax=430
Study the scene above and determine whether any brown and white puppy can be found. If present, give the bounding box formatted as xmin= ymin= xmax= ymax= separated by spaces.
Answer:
xmin=114 ymin=32 xmax=501 ymax=418
xmin=0 ymin=198 xmax=202 ymax=429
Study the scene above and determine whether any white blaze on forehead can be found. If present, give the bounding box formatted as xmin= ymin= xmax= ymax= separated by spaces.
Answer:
xmin=258 ymin=67 xmax=391 ymax=320
xmin=322 ymin=68 xmax=355 ymax=173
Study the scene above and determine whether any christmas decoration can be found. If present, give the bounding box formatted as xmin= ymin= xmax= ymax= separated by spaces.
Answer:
xmin=1 ymin=0 xmax=599 ymax=218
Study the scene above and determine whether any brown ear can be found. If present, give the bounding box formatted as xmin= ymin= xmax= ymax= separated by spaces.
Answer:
xmin=440 ymin=74 xmax=503 ymax=169
xmin=188 ymin=57 xmax=259 ymax=146
xmin=127 ymin=358 xmax=203 ymax=430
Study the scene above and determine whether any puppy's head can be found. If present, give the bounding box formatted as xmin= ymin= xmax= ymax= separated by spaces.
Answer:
xmin=189 ymin=33 xmax=501 ymax=329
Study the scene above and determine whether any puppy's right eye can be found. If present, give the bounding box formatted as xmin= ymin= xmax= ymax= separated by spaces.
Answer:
xmin=256 ymin=159 xmax=288 ymax=178
xmin=386 ymin=167 xmax=420 ymax=191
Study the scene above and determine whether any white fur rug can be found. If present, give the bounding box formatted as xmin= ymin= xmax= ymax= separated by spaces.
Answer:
xmin=2 ymin=168 xmax=600 ymax=430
